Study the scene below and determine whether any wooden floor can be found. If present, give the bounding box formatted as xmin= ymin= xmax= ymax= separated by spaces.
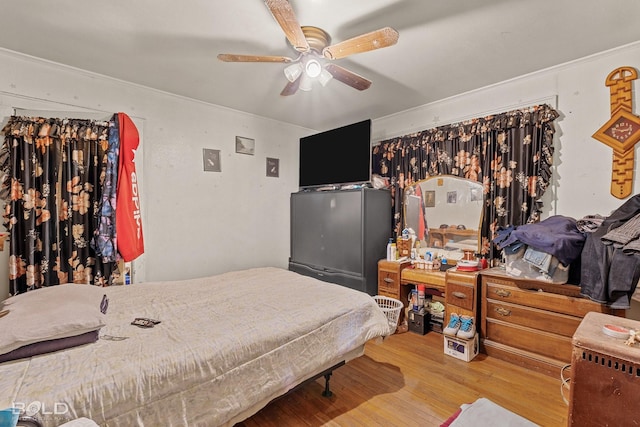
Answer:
xmin=237 ymin=331 xmax=569 ymax=427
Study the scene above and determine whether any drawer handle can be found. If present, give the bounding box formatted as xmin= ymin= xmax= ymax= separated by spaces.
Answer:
xmin=494 ymin=288 xmax=511 ymax=297
xmin=495 ymin=307 xmax=511 ymax=317
xmin=452 ymin=291 xmax=467 ymax=299
xmin=383 ymin=277 xmax=395 ymax=283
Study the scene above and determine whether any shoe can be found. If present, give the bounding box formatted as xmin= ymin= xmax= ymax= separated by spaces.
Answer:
xmin=443 ymin=313 xmax=461 ymax=336
xmin=456 ymin=315 xmax=476 ymax=339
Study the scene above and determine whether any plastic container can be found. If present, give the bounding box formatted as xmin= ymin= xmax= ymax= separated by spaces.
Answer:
xmin=386 ymin=238 xmax=393 ymax=261
xmin=373 ymin=295 xmax=403 ymax=332
xmin=410 ymin=289 xmax=419 ymax=310
xmin=480 ymin=257 xmax=489 ymax=269
xmin=417 ymin=285 xmax=425 ymax=309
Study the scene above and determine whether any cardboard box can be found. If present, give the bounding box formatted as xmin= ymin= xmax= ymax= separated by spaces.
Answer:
xmin=443 ymin=333 xmax=479 ymax=362
xmin=408 ymin=310 xmax=429 ymax=335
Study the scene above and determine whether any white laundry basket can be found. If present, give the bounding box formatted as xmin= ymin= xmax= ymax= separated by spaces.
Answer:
xmin=373 ymin=295 xmax=403 ymax=332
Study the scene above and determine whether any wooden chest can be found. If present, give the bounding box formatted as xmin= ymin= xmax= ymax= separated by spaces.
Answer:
xmin=568 ymin=312 xmax=640 ymax=426
xmin=480 ymin=268 xmax=622 ymax=377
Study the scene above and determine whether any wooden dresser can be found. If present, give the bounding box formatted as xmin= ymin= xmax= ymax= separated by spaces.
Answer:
xmin=480 ymin=268 xmax=624 ymax=377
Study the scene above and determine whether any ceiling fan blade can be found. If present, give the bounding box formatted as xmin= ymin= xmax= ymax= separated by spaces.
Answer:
xmin=322 ymin=27 xmax=399 ymax=60
xmin=217 ymin=54 xmax=293 ymax=63
xmin=280 ymin=75 xmax=301 ymax=96
xmin=325 ymin=64 xmax=372 ymax=91
xmin=264 ymin=0 xmax=310 ymax=52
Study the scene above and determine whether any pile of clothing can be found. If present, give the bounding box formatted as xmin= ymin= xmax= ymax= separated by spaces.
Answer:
xmin=493 ymin=215 xmax=585 ymax=283
xmin=493 ymin=194 xmax=640 ymax=309
xmin=580 ymin=194 xmax=640 ymax=309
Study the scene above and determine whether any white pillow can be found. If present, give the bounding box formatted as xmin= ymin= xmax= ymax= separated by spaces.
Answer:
xmin=0 ymin=284 xmax=107 ymax=356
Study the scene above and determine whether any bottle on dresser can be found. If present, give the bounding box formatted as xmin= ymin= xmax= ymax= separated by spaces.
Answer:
xmin=386 ymin=238 xmax=397 ymax=261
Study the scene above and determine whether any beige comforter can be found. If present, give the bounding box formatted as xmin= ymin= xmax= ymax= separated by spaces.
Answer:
xmin=0 ymin=267 xmax=391 ymax=426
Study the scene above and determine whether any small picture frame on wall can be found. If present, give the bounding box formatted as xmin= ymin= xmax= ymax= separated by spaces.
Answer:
xmin=424 ymin=190 xmax=436 ymax=207
xmin=470 ymin=187 xmax=482 ymax=202
xmin=203 ymin=148 xmax=221 ymax=172
xmin=235 ymin=136 xmax=255 ymax=155
xmin=447 ymin=191 xmax=457 ymax=203
xmin=266 ymin=157 xmax=279 ymax=177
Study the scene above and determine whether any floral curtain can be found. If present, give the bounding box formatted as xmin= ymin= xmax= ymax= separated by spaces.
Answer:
xmin=0 ymin=116 xmax=118 ymax=295
xmin=372 ymin=104 xmax=559 ymax=260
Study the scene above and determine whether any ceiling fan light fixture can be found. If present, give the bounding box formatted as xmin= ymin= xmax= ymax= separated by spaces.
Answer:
xmin=299 ymin=74 xmax=313 ymax=92
xmin=219 ymin=3 xmax=399 ymax=96
xmin=318 ymin=68 xmax=333 ymax=87
xmin=284 ymin=63 xmax=303 ymax=82
xmin=304 ymin=58 xmax=322 ymax=79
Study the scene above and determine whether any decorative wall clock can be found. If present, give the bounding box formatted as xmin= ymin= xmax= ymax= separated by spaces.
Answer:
xmin=608 ymin=119 xmax=638 ymax=141
xmin=593 ymin=66 xmax=640 ymax=199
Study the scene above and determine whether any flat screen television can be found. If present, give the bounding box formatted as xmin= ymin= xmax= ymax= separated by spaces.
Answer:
xmin=299 ymin=119 xmax=371 ymax=188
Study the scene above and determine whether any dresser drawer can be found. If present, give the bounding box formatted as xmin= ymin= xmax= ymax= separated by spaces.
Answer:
xmin=378 ymin=269 xmax=400 ymax=295
xmin=446 ymin=282 xmax=475 ymax=312
xmin=486 ymin=299 xmax=582 ymax=337
xmin=446 ymin=269 xmax=479 ymax=286
xmin=378 ymin=289 xmax=403 ymax=302
xmin=483 ymin=280 xmax=609 ymax=317
xmin=378 ymin=260 xmax=410 ymax=299
xmin=401 ymin=268 xmax=446 ymax=287
xmin=485 ymin=318 xmax=573 ymax=362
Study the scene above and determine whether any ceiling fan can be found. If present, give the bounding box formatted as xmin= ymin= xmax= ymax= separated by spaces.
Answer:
xmin=217 ymin=0 xmax=399 ymax=96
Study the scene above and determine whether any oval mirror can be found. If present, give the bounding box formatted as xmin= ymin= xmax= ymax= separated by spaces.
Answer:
xmin=403 ymin=175 xmax=483 ymax=259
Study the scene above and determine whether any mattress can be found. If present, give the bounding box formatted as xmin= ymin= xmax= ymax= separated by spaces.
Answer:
xmin=0 ymin=267 xmax=392 ymax=426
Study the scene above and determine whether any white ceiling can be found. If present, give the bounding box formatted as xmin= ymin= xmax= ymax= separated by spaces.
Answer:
xmin=1 ymin=0 xmax=640 ymax=131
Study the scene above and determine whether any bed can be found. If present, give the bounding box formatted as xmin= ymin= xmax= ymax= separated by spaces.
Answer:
xmin=0 ymin=267 xmax=392 ymax=426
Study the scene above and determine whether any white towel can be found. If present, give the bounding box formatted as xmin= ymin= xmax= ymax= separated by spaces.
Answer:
xmin=449 ymin=398 xmax=538 ymax=427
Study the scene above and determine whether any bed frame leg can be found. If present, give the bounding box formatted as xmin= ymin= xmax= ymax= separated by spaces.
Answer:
xmin=322 ymin=371 xmax=334 ymax=397
xmin=283 ymin=361 xmax=344 ymax=400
